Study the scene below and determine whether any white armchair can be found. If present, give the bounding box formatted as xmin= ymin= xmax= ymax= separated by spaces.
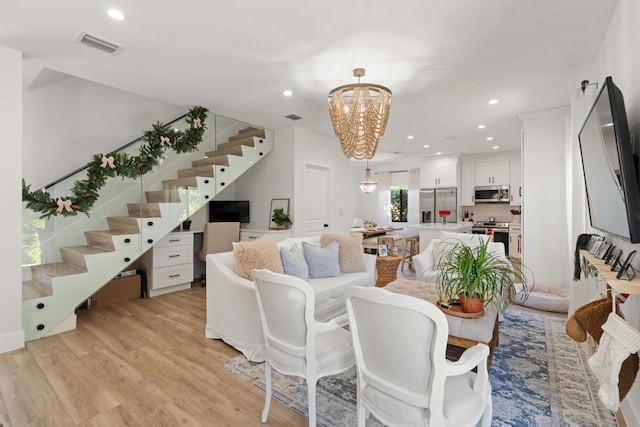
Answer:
xmin=345 ymin=286 xmax=492 ymax=427
xmin=414 ymin=233 xmax=507 ymax=283
xmin=253 ymin=269 xmax=355 ymax=427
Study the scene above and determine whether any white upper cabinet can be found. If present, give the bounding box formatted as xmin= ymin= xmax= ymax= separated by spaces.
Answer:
xmin=420 ymin=163 xmax=457 ymax=188
xmin=474 ymin=160 xmax=509 ymax=186
xmin=509 ymin=159 xmax=522 ymax=205
xmin=461 ymin=163 xmax=475 ymax=205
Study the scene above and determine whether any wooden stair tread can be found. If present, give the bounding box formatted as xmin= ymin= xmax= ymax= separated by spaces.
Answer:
xmin=145 ymin=190 xmax=182 ymax=203
xmin=229 ymin=127 xmax=265 ymax=140
xmin=177 ymin=165 xmax=215 ymax=178
xmin=22 ymin=279 xmax=53 ymax=300
xmin=162 ymin=177 xmax=198 ymax=188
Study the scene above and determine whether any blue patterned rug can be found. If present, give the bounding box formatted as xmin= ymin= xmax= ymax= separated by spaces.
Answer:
xmin=221 ymin=308 xmax=618 ymax=426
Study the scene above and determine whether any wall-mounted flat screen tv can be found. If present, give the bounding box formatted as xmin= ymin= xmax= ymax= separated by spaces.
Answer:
xmin=578 ymin=76 xmax=640 ymax=243
xmin=209 ymin=200 xmax=250 ymax=223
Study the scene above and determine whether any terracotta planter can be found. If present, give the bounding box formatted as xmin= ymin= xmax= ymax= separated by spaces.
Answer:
xmin=276 ymin=225 xmax=286 ymax=230
xmin=459 ymin=293 xmax=484 ymax=313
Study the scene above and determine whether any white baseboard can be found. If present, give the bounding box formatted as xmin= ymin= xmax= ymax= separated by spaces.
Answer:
xmin=0 ymin=329 xmax=25 ymax=354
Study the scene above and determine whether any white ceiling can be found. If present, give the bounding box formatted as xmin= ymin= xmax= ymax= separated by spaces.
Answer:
xmin=1 ymin=0 xmax=617 ymax=164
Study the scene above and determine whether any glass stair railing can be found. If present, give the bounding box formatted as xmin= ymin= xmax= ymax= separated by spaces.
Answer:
xmin=21 ymin=112 xmax=274 ymax=341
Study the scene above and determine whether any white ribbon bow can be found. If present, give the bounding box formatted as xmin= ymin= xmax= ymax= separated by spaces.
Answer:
xmin=100 ymin=155 xmax=115 ymax=169
xmin=56 ymin=199 xmax=72 ymax=213
xmin=160 ymin=135 xmax=171 ymax=145
xmin=193 ymin=117 xmax=202 ymax=129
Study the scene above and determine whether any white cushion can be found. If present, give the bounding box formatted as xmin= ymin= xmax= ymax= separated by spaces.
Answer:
xmin=513 ymin=282 xmax=569 ymax=313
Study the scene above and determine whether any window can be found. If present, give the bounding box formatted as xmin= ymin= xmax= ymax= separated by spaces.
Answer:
xmin=390 ymin=188 xmax=408 ymax=222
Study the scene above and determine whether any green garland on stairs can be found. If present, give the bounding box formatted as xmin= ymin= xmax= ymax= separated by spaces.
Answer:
xmin=22 ymin=106 xmax=209 ymax=219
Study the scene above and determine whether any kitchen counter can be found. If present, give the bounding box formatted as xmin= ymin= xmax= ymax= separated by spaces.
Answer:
xmin=407 ymin=222 xmax=474 ymax=251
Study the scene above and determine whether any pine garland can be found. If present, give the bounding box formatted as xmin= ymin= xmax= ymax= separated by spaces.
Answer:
xmin=22 ymin=106 xmax=209 ymax=219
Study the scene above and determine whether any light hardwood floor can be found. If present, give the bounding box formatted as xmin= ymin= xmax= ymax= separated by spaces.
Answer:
xmin=0 ymin=286 xmax=309 ymax=426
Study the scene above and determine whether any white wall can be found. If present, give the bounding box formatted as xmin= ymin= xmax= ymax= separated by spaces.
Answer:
xmin=0 ymin=46 xmax=25 ymax=353
xmin=520 ymin=107 xmax=571 ymax=288
xmin=572 ymin=1 xmax=640 ymax=424
xmin=23 ymin=76 xmax=184 ymax=189
xmin=291 ymin=126 xmax=357 ymax=234
xmin=235 ymin=126 xmax=295 ymax=230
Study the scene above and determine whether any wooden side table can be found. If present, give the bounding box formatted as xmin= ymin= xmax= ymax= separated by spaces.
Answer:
xmin=375 ymin=255 xmax=402 ymax=287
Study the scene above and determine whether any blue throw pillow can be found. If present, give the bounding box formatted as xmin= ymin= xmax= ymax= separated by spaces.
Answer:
xmin=303 ymin=240 xmax=342 ymax=278
xmin=280 ymin=243 xmax=309 ymax=279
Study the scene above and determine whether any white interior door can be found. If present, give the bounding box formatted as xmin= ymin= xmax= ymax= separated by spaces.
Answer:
xmin=304 ymin=164 xmax=331 ymax=235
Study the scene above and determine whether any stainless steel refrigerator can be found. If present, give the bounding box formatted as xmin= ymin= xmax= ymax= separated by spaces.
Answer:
xmin=420 ymin=187 xmax=457 ymax=223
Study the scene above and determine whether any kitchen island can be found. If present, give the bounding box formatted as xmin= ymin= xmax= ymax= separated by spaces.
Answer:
xmin=407 ymin=222 xmax=474 ymax=251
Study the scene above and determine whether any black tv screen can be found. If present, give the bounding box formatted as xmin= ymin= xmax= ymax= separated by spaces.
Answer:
xmin=209 ymin=200 xmax=250 ymax=223
xmin=578 ymin=76 xmax=640 ymax=243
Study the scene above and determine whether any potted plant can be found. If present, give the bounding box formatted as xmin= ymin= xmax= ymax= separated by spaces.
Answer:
xmin=435 ymin=238 xmax=529 ymax=314
xmin=271 ymin=208 xmax=292 ymax=230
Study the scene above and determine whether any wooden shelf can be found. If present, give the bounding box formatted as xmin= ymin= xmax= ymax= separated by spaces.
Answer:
xmin=580 ymin=250 xmax=640 ymax=295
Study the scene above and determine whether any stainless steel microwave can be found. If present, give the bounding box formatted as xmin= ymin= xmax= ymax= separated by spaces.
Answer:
xmin=474 ymin=185 xmax=510 ymax=203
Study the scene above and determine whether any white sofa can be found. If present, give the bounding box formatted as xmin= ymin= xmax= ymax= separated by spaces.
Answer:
xmin=205 ymin=235 xmax=376 ymax=361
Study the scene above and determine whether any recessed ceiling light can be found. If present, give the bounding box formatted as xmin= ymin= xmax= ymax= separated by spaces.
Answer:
xmin=436 ymin=151 xmax=442 ymax=155
xmin=423 ymin=144 xmax=429 ymax=148
xmin=107 ymin=9 xmax=125 ymax=21
xmin=477 ymin=124 xmax=486 ymax=129
xmin=488 ymin=99 xmax=499 ymax=105
xmin=492 ymin=145 xmax=499 ymax=149
xmin=486 ymin=136 xmax=493 ymax=141
xmin=283 ymin=89 xmax=293 ymax=97
xmin=407 ymin=135 xmax=414 ymax=140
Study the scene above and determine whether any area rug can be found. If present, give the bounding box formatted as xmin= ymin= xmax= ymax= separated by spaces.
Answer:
xmin=221 ymin=308 xmax=618 ymax=427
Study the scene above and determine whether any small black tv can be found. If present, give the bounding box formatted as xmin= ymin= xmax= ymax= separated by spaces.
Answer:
xmin=578 ymin=76 xmax=640 ymax=243
xmin=209 ymin=200 xmax=250 ymax=223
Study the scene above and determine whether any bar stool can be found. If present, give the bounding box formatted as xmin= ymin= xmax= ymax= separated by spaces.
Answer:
xmin=401 ymin=236 xmax=419 ymax=271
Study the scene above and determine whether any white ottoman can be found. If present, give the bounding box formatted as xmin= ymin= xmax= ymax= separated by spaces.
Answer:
xmin=513 ymin=282 xmax=569 ymax=313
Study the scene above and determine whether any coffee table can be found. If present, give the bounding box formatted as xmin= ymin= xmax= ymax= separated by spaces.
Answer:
xmin=384 ymin=279 xmax=499 ymax=368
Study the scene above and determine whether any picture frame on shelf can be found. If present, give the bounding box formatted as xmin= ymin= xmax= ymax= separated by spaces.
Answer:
xmin=269 ymin=198 xmax=290 ymax=230
xmin=378 ymin=244 xmax=388 ymax=257
xmin=604 ymin=246 xmax=617 ymax=264
xmin=595 ymin=242 xmax=611 ymax=259
xmin=610 ymin=249 xmax=623 ymax=272
xmin=616 ymin=250 xmax=637 ymax=280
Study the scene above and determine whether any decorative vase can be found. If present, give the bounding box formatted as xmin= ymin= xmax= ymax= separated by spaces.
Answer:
xmin=459 ymin=294 xmax=484 ymax=313
xmin=182 ymin=219 xmax=192 ymax=231
xmin=442 ymin=216 xmax=447 ymax=225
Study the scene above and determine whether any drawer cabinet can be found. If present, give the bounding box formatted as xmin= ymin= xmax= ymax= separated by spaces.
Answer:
xmin=240 ymin=229 xmax=293 ymax=242
xmin=139 ymin=232 xmax=194 ymax=297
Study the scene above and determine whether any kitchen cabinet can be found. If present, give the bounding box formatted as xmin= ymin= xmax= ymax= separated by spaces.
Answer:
xmin=474 ymin=160 xmax=509 ymax=186
xmin=510 ymin=159 xmax=522 ymax=205
xmin=139 ymin=232 xmax=194 ymax=297
xmin=420 ymin=163 xmax=457 ymax=188
xmin=460 ymin=163 xmax=475 ymax=205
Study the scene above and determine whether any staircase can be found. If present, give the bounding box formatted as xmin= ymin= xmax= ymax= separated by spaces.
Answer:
xmin=22 ymin=116 xmax=273 ymax=342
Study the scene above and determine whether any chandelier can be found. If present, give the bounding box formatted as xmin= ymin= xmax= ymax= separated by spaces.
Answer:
xmin=359 ymin=159 xmax=378 ymax=193
xmin=327 ymin=68 xmax=392 ymax=160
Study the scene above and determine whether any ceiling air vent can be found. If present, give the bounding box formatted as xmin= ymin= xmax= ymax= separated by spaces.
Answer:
xmin=286 ymin=114 xmax=303 ymax=121
xmin=77 ymin=32 xmax=123 ymax=55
